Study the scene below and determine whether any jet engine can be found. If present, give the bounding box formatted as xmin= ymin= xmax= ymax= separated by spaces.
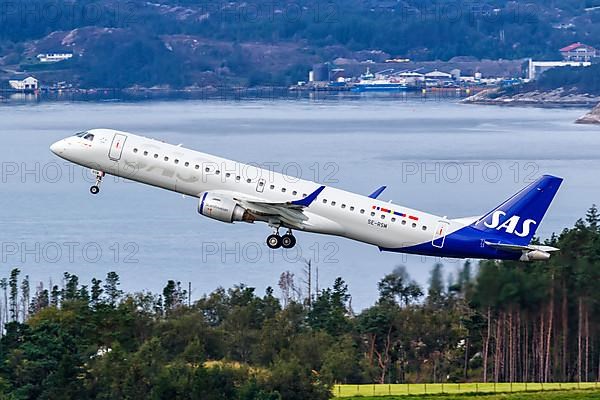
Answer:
xmin=520 ymin=249 xmax=551 ymax=261
xmin=198 ymin=192 xmax=254 ymax=223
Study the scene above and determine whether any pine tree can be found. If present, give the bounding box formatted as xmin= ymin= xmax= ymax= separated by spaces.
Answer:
xmin=20 ymin=275 xmax=30 ymax=320
xmin=427 ymin=263 xmax=445 ymax=306
xmin=9 ymin=268 xmax=20 ymax=322
xmin=91 ymin=278 xmax=103 ymax=306
xmin=50 ymin=285 xmax=60 ymax=307
xmin=104 ymin=272 xmax=123 ymax=306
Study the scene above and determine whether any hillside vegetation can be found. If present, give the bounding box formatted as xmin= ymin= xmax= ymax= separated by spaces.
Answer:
xmin=1 ymin=0 xmax=599 ymax=87
xmin=0 ymin=206 xmax=600 ymax=399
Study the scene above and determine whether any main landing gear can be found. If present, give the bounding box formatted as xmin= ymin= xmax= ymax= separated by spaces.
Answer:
xmin=90 ymin=170 xmax=105 ymax=195
xmin=266 ymin=229 xmax=297 ymax=249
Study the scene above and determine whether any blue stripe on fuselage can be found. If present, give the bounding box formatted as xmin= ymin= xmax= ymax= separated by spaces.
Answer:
xmin=379 ymin=225 xmax=522 ymax=260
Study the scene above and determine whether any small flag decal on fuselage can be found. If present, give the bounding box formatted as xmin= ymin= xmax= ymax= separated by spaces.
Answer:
xmin=372 ymin=205 xmax=419 ymax=221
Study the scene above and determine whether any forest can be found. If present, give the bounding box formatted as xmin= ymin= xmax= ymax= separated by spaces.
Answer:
xmin=0 ymin=206 xmax=599 ymax=399
xmin=533 ymin=64 xmax=600 ymax=95
xmin=1 ymin=0 xmax=599 ymax=87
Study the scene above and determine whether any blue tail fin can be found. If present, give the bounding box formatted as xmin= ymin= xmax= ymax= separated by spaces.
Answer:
xmin=472 ymin=175 xmax=563 ymax=245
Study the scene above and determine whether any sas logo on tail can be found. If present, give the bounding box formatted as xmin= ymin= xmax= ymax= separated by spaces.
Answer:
xmin=483 ymin=211 xmax=536 ymax=237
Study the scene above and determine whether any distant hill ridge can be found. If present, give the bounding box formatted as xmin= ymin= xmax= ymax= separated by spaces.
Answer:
xmin=0 ymin=0 xmax=599 ymax=87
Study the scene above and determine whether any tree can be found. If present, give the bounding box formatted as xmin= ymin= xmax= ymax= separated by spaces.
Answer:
xmin=20 ymin=275 xmax=30 ymax=321
xmin=308 ymin=277 xmax=351 ymax=336
xmin=427 ymin=263 xmax=445 ymax=306
xmin=90 ymin=278 xmax=103 ymax=307
xmin=377 ymin=266 xmax=423 ymax=306
xmin=104 ymin=272 xmax=123 ymax=306
xmin=8 ymin=269 xmax=19 ymax=322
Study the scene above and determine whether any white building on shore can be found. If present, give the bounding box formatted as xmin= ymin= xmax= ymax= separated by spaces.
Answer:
xmin=37 ymin=52 xmax=73 ymax=63
xmin=8 ymin=76 xmax=38 ymax=91
xmin=526 ymin=59 xmax=591 ymax=80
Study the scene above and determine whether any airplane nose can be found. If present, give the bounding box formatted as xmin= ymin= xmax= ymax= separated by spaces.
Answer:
xmin=50 ymin=140 xmax=64 ymax=155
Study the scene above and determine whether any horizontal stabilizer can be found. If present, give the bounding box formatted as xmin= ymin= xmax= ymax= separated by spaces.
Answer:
xmin=484 ymin=241 xmax=559 ymax=253
xmin=368 ymin=186 xmax=387 ymax=199
xmin=484 ymin=241 xmax=559 ymax=261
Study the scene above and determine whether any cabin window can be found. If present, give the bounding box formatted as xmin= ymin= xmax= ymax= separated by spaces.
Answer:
xmin=371 ymin=212 xmax=375 ymax=216
xmin=143 ymin=151 xmax=148 ymax=156
xmin=292 ymin=190 xmax=297 ymax=195
xmin=331 ymin=201 xmax=336 ymax=206
xmin=226 ymin=173 xmax=231 ymax=178
xmin=205 ymin=167 xmax=210 ymax=172
xmin=282 ymin=188 xmax=286 ymax=193
xmin=360 ymin=209 xmax=365 ymax=214
xmin=133 ymin=148 xmax=138 ymax=153
xmin=154 ymin=154 xmax=159 ymax=158
xmin=323 ymin=199 xmax=327 ymax=204
xmin=174 ymin=159 xmax=179 ymax=164
xmin=247 ymin=178 xmax=252 ymax=183
xmin=164 ymin=156 xmax=169 ymax=162
xmin=303 ymin=193 xmax=307 ymax=197
xmin=270 ymin=185 xmax=275 ymax=190
xmin=185 ymin=162 xmax=189 ymax=167
xmin=412 ymin=223 xmax=417 ymax=228
xmin=402 ymin=220 xmax=407 ymax=225
xmin=422 ymin=226 xmax=427 ymax=231
xmin=341 ymin=204 xmax=346 ymax=209
xmin=350 ymin=206 xmax=355 ymax=211
xmin=236 ymin=176 xmax=241 ymax=181
xmin=195 ymin=165 xmax=199 ymax=169
xmin=215 ymin=170 xmax=220 ymax=175
xmin=381 ymin=215 xmax=385 ymax=219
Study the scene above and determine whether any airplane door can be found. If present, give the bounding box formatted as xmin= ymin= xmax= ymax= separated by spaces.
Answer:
xmin=256 ymin=178 xmax=266 ymax=193
xmin=432 ymin=220 xmax=450 ymax=248
xmin=108 ymin=133 xmax=127 ymax=161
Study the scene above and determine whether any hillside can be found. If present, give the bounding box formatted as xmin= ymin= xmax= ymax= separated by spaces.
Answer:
xmin=1 ymin=0 xmax=599 ymax=88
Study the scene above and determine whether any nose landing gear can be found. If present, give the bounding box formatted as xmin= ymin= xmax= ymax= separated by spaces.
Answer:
xmin=266 ymin=229 xmax=297 ymax=249
xmin=90 ymin=170 xmax=105 ymax=195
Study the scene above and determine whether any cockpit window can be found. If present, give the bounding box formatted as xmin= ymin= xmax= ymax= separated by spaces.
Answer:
xmin=83 ymin=133 xmax=94 ymax=141
xmin=75 ymin=131 xmax=88 ymax=137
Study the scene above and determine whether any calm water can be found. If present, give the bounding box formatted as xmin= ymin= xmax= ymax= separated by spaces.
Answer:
xmin=0 ymin=97 xmax=597 ymax=309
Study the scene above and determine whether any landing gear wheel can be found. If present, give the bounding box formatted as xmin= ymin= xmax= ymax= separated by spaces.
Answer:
xmin=281 ymin=234 xmax=296 ymax=249
xmin=90 ymin=170 xmax=105 ymax=195
xmin=267 ymin=234 xmax=282 ymax=249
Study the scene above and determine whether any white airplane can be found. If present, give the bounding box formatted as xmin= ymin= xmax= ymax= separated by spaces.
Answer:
xmin=50 ymin=129 xmax=563 ymax=261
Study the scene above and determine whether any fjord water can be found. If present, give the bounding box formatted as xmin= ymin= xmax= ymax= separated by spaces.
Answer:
xmin=0 ymin=98 xmax=597 ymax=309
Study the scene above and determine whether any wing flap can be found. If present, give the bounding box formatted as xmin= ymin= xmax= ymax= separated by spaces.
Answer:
xmin=232 ymin=185 xmax=326 ymax=228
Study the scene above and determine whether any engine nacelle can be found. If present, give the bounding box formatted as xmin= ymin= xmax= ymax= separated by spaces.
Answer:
xmin=520 ymin=249 xmax=551 ymax=261
xmin=198 ymin=192 xmax=254 ymax=223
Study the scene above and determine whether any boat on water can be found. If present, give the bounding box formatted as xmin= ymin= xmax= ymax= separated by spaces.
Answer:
xmin=351 ymin=79 xmax=409 ymax=92
xmin=351 ymin=68 xmax=409 ymax=92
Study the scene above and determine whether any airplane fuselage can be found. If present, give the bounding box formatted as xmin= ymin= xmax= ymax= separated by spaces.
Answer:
xmin=50 ymin=129 xmax=562 ymax=261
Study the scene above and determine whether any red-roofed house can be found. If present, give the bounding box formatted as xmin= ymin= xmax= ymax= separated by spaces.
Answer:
xmin=560 ymin=42 xmax=597 ymax=62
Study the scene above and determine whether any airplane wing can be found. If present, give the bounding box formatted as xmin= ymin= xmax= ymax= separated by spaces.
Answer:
xmin=231 ymin=186 xmax=326 ymax=229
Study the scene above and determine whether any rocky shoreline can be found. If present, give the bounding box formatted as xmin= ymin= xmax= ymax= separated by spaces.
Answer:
xmin=462 ymin=88 xmax=600 ymax=108
xmin=576 ymin=103 xmax=600 ymax=124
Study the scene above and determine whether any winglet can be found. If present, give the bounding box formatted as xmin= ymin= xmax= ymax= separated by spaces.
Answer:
xmin=291 ymin=186 xmax=326 ymax=207
xmin=368 ymin=185 xmax=387 ymax=199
